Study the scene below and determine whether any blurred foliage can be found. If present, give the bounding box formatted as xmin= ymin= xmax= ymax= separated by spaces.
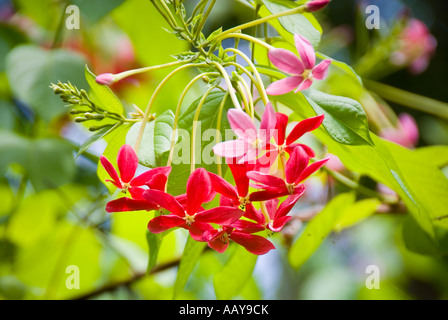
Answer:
xmin=0 ymin=0 xmax=447 ymax=300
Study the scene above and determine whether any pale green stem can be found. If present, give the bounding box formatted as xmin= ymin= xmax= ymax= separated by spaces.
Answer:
xmin=166 ymin=71 xmax=219 ymax=168
xmin=215 ymin=92 xmax=230 ymax=177
xmin=235 ymin=73 xmax=255 ymax=120
xmin=216 ymin=32 xmax=274 ymax=51
xmin=191 ymin=85 xmax=216 ymax=173
xmin=364 ymin=79 xmax=448 ymax=120
xmin=112 ymin=60 xmax=185 ymax=82
xmin=224 ymin=47 xmax=269 ymax=105
xmin=211 ymin=61 xmax=242 ymax=110
xmin=134 ymin=63 xmax=206 ymax=153
xmin=205 ymin=5 xmax=306 ymax=45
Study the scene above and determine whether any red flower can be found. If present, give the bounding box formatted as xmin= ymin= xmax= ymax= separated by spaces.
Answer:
xmin=257 ymin=113 xmax=324 ymax=171
xmin=249 ymin=147 xmax=329 ymax=201
xmin=202 ymin=226 xmax=275 ymax=255
xmin=145 ymin=168 xmax=244 ymax=241
xmin=100 ymin=144 xmax=172 ymax=213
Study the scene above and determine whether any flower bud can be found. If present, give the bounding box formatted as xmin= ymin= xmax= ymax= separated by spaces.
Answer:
xmin=95 ymin=73 xmax=115 ymax=85
xmin=305 ymin=0 xmax=330 ymax=12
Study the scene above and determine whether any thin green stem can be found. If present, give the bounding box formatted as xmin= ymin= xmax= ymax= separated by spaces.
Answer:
xmin=191 ymin=85 xmax=216 ymax=173
xmin=134 ymin=63 xmax=206 ymax=153
xmin=113 ymin=60 xmax=186 ymax=82
xmin=215 ymin=92 xmax=230 ymax=177
xmin=211 ymin=61 xmax=242 ymax=111
xmin=194 ymin=0 xmax=217 ymax=42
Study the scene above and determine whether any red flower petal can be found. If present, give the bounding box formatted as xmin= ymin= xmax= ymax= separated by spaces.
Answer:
xmin=106 ymin=197 xmax=158 ymax=213
xmin=186 ymin=168 xmax=212 ymax=215
xmin=143 ymin=189 xmax=185 ymax=217
xmin=246 ymin=171 xmax=285 ymax=189
xmin=117 ymin=144 xmax=138 ymax=184
xmin=100 ymin=155 xmax=122 ymax=188
xmin=209 ymin=172 xmax=238 ymax=201
xmin=286 ymin=114 xmax=324 ymax=146
xmin=227 ymin=161 xmax=255 ymax=197
xmin=195 ymin=206 xmax=244 ymax=225
xmin=297 ymin=157 xmax=329 ymax=183
xmin=275 ymin=193 xmax=301 ymax=219
xmin=147 ymin=215 xmax=184 ymax=233
xmin=131 ymin=166 xmax=171 ymax=187
xmin=230 ymin=232 xmax=275 ymax=255
xmin=285 ymin=147 xmax=309 ymax=184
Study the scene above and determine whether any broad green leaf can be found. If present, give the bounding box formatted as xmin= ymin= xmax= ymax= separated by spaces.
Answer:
xmin=334 ymin=198 xmax=381 ymax=232
xmin=288 ymin=193 xmax=356 ymax=269
xmin=6 ymin=45 xmax=87 ymax=122
xmin=414 ymin=146 xmax=448 ymax=168
xmin=126 ymin=110 xmax=174 ymax=168
xmin=213 ymin=244 xmax=258 ymax=300
xmin=402 ymin=216 xmax=448 ymax=257
xmin=260 ymin=0 xmax=322 ymax=48
xmin=303 ymin=89 xmax=374 ymax=146
xmin=162 ymin=91 xmax=233 ymax=196
xmin=71 ymin=0 xmax=125 ymax=23
xmin=0 ymin=131 xmax=76 ymax=191
xmin=173 ymin=237 xmax=206 ymax=299
xmin=85 ymin=65 xmax=124 ymax=116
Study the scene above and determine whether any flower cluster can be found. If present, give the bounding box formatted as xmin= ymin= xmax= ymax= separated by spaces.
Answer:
xmin=101 ymin=103 xmax=328 ymax=255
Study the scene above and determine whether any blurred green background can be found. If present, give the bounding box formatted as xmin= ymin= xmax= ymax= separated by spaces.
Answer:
xmin=0 ymin=0 xmax=447 ymax=300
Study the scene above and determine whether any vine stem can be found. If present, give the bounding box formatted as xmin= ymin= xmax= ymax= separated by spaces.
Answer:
xmin=190 ymin=86 xmax=216 ymax=173
xmin=133 ymin=63 xmax=206 ymax=153
xmin=215 ymin=92 xmax=230 ymax=177
xmin=204 ymin=5 xmax=307 ymax=46
xmin=224 ymin=47 xmax=269 ymax=105
xmin=211 ymin=62 xmax=242 ymax=111
xmin=112 ymin=60 xmax=185 ymax=83
xmin=166 ymin=72 xmax=219 ymax=171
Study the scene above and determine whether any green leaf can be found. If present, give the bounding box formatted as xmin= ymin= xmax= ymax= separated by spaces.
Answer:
xmin=71 ymin=0 xmax=125 ymax=23
xmin=0 ymin=131 xmax=76 ymax=191
xmin=76 ymin=123 xmax=120 ymax=158
xmin=260 ymin=0 xmax=322 ymax=48
xmin=334 ymin=198 xmax=381 ymax=232
xmin=213 ymin=244 xmax=258 ymax=300
xmin=288 ymin=193 xmax=355 ymax=269
xmin=162 ymin=91 xmax=233 ymax=196
xmin=85 ymin=65 xmax=124 ymax=116
xmin=5 ymin=45 xmax=87 ymax=122
xmin=173 ymin=237 xmax=206 ymax=299
xmin=146 ymin=230 xmax=163 ymax=273
xmin=126 ymin=110 xmax=174 ymax=168
xmin=303 ymin=89 xmax=374 ymax=146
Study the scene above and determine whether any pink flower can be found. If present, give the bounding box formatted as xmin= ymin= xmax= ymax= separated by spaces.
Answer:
xmin=380 ymin=113 xmax=419 ymax=148
xmin=266 ymin=34 xmax=332 ymax=95
xmin=212 ymin=103 xmax=276 ymax=163
xmin=202 ymin=226 xmax=275 ymax=255
xmin=95 ymin=73 xmax=115 ymax=85
xmin=305 ymin=0 xmax=330 ymax=12
xmin=390 ymin=19 xmax=437 ymax=74
xmin=145 ymin=168 xmax=244 ymax=241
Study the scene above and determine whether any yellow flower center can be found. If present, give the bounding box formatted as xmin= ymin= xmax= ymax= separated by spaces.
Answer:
xmin=302 ymin=69 xmax=314 ymax=80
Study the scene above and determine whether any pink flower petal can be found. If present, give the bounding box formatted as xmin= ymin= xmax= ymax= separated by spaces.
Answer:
xmin=286 ymin=114 xmax=324 ymax=145
xmin=398 ymin=113 xmax=419 ymax=147
xmin=313 ymin=59 xmax=332 ymax=80
xmin=259 ymin=102 xmax=277 ymax=143
xmin=294 ymin=78 xmax=313 ymax=92
xmin=100 ymin=155 xmax=122 ymax=188
xmin=227 ymin=109 xmax=257 ymax=141
xmin=117 ymin=145 xmax=138 ymax=184
xmin=213 ymin=139 xmax=248 ymax=159
xmin=268 ymin=48 xmax=304 ymax=75
xmin=266 ymin=76 xmax=303 ymax=96
xmin=294 ymin=34 xmax=316 ymax=69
